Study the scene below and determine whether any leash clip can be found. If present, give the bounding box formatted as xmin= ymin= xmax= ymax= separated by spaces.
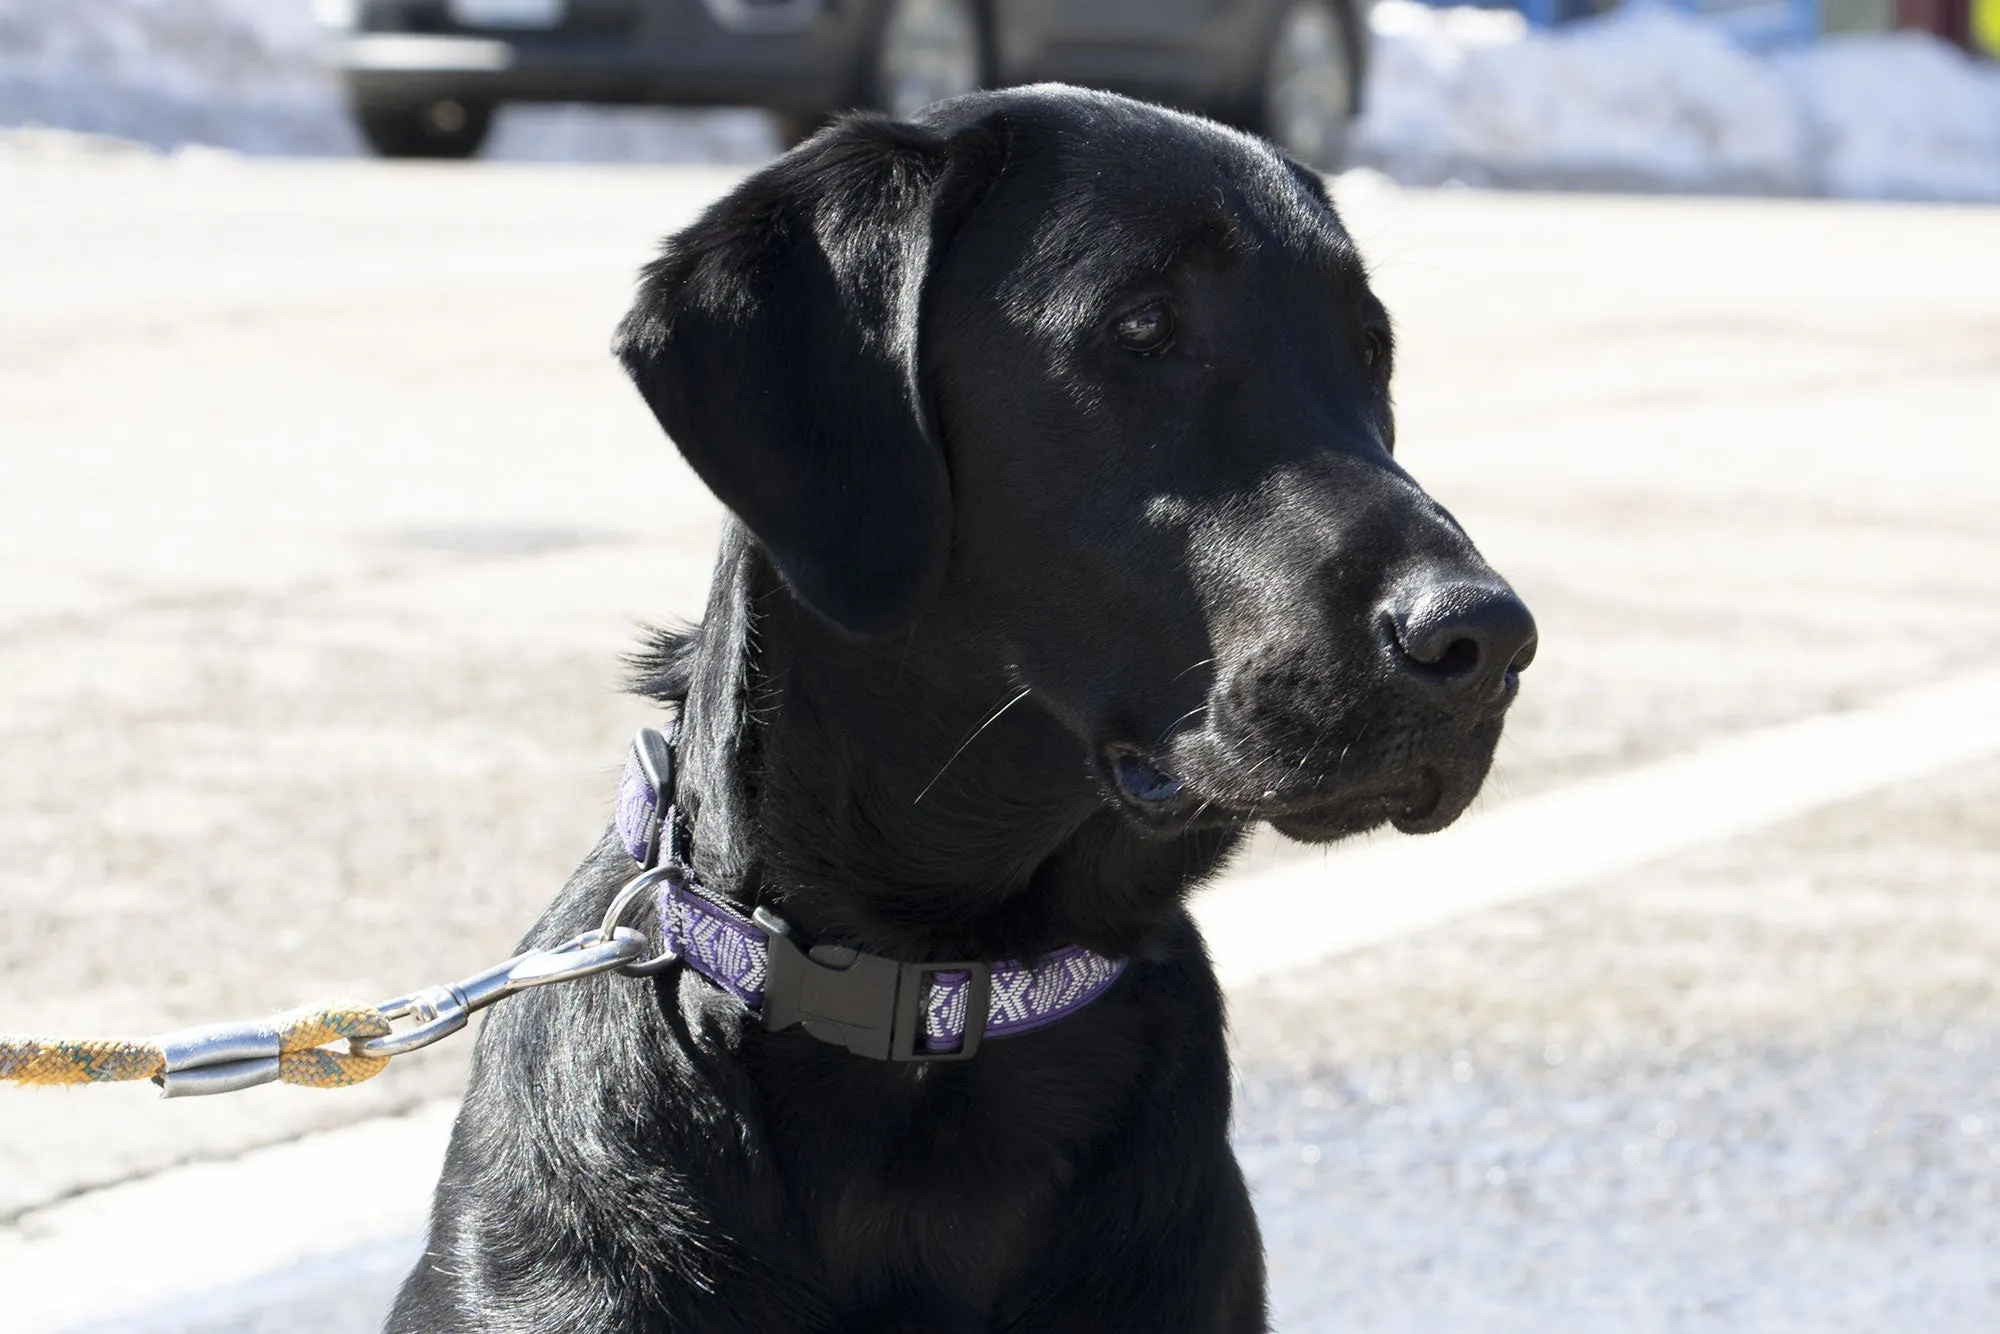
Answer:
xmin=357 ymin=927 xmax=650 ymax=1059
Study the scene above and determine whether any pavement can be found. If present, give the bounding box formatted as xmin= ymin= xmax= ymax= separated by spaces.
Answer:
xmin=0 ymin=154 xmax=1996 ymax=1330
xmin=1241 ymin=754 xmax=2000 ymax=1332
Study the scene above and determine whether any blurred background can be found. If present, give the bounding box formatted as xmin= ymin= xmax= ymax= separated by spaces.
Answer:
xmin=1 ymin=2 xmax=1996 ymax=1331
xmin=0 ymin=0 xmax=1997 ymax=193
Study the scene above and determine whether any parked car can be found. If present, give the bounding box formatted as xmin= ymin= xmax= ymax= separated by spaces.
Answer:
xmin=317 ymin=0 xmax=1370 ymax=167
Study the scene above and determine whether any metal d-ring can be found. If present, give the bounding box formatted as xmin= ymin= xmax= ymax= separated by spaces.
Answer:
xmin=600 ymin=864 xmax=682 ymax=977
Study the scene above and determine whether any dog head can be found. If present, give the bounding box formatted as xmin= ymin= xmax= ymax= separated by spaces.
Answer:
xmin=617 ymin=86 xmax=1534 ymax=848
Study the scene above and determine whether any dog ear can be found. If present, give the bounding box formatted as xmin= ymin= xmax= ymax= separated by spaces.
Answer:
xmin=615 ymin=113 xmax=1006 ymax=638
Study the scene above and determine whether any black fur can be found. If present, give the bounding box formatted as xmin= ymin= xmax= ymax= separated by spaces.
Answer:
xmin=391 ymin=85 xmax=1532 ymax=1333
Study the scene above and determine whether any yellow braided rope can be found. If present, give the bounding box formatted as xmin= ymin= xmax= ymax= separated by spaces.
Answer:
xmin=0 ymin=1037 xmax=162 ymax=1086
xmin=273 ymin=1003 xmax=393 ymax=1088
xmin=0 ymin=1001 xmax=394 ymax=1091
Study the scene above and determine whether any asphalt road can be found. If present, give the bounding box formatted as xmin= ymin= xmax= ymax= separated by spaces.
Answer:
xmin=2 ymin=155 xmax=1997 ymax=1329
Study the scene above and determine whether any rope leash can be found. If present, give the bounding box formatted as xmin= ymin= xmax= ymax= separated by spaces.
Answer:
xmin=0 ymin=1003 xmax=392 ymax=1093
xmin=1 ymin=922 xmax=654 ymax=1098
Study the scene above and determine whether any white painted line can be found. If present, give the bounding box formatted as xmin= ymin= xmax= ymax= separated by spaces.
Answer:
xmin=5 ymin=666 xmax=1997 ymax=1329
xmin=0 ymin=1103 xmax=455 ymax=1332
xmin=1193 ymin=667 xmax=2000 ymax=986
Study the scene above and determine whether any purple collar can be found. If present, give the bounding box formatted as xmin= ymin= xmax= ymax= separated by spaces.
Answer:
xmin=614 ymin=726 xmax=1126 ymax=1063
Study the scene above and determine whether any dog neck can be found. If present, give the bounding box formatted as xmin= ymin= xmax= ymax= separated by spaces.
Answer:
xmin=649 ymin=523 xmax=1242 ymax=964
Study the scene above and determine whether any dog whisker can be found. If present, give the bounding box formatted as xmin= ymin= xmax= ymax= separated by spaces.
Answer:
xmin=1290 ymin=713 xmax=1338 ymax=777
xmin=1333 ymin=720 xmax=1371 ymax=777
xmin=913 ymin=686 xmax=1034 ymax=805
xmin=1154 ymin=702 xmax=1211 ymax=747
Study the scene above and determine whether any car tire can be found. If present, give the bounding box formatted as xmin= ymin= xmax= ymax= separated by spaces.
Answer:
xmin=1253 ymin=0 xmax=1357 ymax=171
xmin=870 ymin=0 xmax=986 ymax=121
xmin=353 ymin=98 xmax=495 ymax=160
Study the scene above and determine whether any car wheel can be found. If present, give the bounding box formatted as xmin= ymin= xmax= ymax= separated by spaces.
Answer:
xmin=1255 ymin=0 xmax=1356 ymax=171
xmin=353 ymin=98 xmax=495 ymax=159
xmin=871 ymin=0 xmax=985 ymax=120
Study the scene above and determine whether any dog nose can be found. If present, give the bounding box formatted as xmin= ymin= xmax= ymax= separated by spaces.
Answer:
xmin=1383 ymin=580 xmax=1538 ymax=704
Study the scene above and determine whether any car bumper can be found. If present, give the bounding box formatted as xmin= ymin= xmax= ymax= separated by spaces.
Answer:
xmin=330 ymin=4 xmax=865 ymax=112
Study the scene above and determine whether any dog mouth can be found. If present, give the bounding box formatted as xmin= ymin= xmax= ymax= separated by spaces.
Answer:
xmin=1099 ymin=742 xmax=1455 ymax=840
xmin=1269 ymin=768 xmax=1451 ymax=840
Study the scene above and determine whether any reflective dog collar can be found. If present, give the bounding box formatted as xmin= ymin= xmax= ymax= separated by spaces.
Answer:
xmin=614 ymin=726 xmax=1126 ymax=1063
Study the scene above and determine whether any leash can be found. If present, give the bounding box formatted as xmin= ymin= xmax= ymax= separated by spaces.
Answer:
xmin=2 ymin=723 xmax=1126 ymax=1097
xmin=0 ymin=927 xmax=653 ymax=1098
xmin=0 ymin=1003 xmax=394 ymax=1095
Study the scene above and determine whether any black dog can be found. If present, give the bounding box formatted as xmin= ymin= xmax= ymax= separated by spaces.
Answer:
xmin=390 ymin=85 xmax=1534 ymax=1333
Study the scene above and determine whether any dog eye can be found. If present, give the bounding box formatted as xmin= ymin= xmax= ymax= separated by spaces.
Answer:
xmin=1361 ymin=329 xmax=1389 ymax=371
xmin=1113 ymin=301 xmax=1175 ymax=353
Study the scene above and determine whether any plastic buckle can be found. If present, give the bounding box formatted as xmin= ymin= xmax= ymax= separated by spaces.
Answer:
xmin=753 ymin=908 xmax=991 ymax=1063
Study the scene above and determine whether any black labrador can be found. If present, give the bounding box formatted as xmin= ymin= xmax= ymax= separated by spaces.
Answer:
xmin=390 ymin=85 xmax=1534 ymax=1333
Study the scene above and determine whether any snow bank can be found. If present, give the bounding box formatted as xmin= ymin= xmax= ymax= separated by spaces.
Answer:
xmin=1775 ymin=32 xmax=2000 ymax=201
xmin=1356 ymin=1 xmax=2000 ymax=201
xmin=1358 ymin=3 xmax=1811 ymax=192
xmin=2 ymin=0 xmax=1998 ymax=200
xmin=0 ymin=0 xmax=351 ymax=154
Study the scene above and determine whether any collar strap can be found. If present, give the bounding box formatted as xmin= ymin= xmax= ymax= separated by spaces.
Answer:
xmin=614 ymin=726 xmax=1126 ymax=1062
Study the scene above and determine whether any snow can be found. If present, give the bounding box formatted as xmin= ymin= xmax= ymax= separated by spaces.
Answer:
xmin=0 ymin=0 xmax=353 ymax=155
xmin=1775 ymin=32 xmax=2000 ymax=201
xmin=2 ymin=0 xmax=1998 ymax=199
xmin=1357 ymin=3 xmax=1814 ymax=193
xmin=1355 ymin=1 xmax=2000 ymax=201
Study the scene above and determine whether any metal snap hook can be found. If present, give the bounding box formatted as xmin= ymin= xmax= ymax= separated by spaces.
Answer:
xmin=600 ymin=864 xmax=683 ymax=977
xmin=352 ymin=926 xmax=651 ymax=1060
